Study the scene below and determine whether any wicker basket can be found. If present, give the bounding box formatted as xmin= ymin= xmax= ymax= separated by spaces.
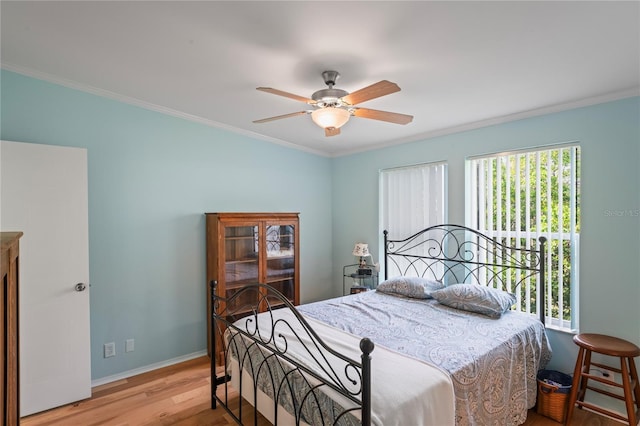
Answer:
xmin=536 ymin=370 xmax=573 ymax=423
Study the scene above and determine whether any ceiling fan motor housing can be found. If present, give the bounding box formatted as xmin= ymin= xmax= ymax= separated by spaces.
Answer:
xmin=312 ymin=88 xmax=349 ymax=107
xmin=312 ymin=70 xmax=349 ymax=107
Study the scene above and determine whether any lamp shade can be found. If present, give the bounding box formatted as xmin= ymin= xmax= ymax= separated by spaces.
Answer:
xmin=352 ymin=243 xmax=371 ymax=257
xmin=311 ymin=107 xmax=350 ymax=129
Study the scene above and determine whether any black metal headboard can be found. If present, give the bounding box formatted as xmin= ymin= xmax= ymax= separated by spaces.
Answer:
xmin=383 ymin=224 xmax=547 ymax=324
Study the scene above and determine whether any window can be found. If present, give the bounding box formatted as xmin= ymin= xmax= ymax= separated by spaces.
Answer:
xmin=467 ymin=145 xmax=580 ymax=331
xmin=380 ymin=161 xmax=447 ymax=245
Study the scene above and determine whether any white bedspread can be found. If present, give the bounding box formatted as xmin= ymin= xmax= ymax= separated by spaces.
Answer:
xmin=229 ymin=308 xmax=455 ymax=426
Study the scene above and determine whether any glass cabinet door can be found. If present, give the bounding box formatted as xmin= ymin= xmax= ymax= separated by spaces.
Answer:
xmin=224 ymin=225 xmax=260 ymax=315
xmin=265 ymin=224 xmax=296 ymax=305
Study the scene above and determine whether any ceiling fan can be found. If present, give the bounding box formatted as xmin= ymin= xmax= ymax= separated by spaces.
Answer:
xmin=253 ymin=71 xmax=413 ymax=137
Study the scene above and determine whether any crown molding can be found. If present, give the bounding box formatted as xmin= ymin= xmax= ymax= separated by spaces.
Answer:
xmin=0 ymin=63 xmax=330 ymax=157
xmin=3 ymin=63 xmax=636 ymax=159
xmin=332 ymin=87 xmax=640 ymax=157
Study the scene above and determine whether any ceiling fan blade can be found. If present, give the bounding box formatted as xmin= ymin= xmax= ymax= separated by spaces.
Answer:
xmin=256 ymin=87 xmax=315 ymax=104
xmin=341 ymin=80 xmax=401 ymax=106
xmin=352 ymin=108 xmax=413 ymax=125
xmin=325 ymin=127 xmax=341 ymax=137
xmin=253 ymin=111 xmax=308 ymax=123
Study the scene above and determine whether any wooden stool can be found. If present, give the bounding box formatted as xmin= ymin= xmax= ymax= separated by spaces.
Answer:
xmin=565 ymin=333 xmax=640 ymax=425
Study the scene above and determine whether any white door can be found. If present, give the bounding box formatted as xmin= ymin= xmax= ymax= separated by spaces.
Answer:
xmin=0 ymin=140 xmax=91 ymax=416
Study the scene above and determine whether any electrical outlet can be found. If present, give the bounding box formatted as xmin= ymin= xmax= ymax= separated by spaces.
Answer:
xmin=125 ymin=338 xmax=134 ymax=353
xmin=104 ymin=342 xmax=116 ymax=358
xmin=600 ymin=368 xmax=617 ymax=384
xmin=589 ymin=367 xmax=617 ymax=389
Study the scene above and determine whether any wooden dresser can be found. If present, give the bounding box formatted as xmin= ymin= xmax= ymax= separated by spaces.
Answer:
xmin=1 ymin=232 xmax=22 ymax=425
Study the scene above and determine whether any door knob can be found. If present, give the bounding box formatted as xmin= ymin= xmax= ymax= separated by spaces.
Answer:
xmin=75 ymin=283 xmax=87 ymax=292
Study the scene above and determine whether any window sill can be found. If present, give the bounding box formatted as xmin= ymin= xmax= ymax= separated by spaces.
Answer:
xmin=544 ymin=322 xmax=578 ymax=335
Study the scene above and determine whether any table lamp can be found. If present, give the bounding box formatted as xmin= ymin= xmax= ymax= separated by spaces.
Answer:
xmin=352 ymin=243 xmax=371 ymax=269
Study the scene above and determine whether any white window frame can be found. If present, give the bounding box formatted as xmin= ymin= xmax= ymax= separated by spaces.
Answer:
xmin=466 ymin=144 xmax=580 ymax=332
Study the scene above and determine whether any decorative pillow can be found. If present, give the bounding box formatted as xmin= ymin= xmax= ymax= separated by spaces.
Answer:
xmin=430 ymin=284 xmax=516 ymax=318
xmin=376 ymin=276 xmax=444 ymax=299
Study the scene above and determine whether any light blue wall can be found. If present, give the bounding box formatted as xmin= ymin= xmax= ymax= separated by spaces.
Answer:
xmin=3 ymin=70 xmax=639 ymax=408
xmin=332 ymin=96 xmax=640 ymax=412
xmin=1 ymin=70 xmax=334 ymax=380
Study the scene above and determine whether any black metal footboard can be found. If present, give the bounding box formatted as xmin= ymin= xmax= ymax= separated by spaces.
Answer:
xmin=210 ymin=281 xmax=374 ymax=425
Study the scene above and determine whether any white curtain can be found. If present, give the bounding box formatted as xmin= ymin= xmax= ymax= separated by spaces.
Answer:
xmin=380 ymin=162 xmax=447 ymax=240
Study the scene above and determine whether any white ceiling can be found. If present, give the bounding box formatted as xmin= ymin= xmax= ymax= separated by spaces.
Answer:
xmin=1 ymin=1 xmax=638 ymax=157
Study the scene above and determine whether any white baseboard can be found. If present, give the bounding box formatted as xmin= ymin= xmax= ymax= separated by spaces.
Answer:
xmin=91 ymin=350 xmax=208 ymax=388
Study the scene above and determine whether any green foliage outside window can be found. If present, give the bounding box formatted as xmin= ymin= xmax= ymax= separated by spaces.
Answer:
xmin=481 ymin=146 xmax=580 ymax=323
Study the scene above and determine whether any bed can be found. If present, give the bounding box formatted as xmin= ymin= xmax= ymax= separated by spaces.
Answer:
xmin=210 ymin=224 xmax=552 ymax=425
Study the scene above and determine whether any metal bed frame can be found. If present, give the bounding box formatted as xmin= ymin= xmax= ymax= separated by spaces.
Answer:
xmin=211 ymin=224 xmax=547 ymax=425
xmin=210 ymin=282 xmax=373 ymax=425
xmin=384 ymin=224 xmax=547 ymax=324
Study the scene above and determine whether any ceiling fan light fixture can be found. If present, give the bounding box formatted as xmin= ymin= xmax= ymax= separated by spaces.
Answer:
xmin=311 ymin=107 xmax=350 ymax=129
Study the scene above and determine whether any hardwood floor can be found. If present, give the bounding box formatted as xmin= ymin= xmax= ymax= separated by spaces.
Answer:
xmin=20 ymin=356 xmax=620 ymax=425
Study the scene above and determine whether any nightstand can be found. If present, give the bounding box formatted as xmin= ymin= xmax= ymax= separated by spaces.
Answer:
xmin=343 ymin=264 xmax=379 ymax=295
